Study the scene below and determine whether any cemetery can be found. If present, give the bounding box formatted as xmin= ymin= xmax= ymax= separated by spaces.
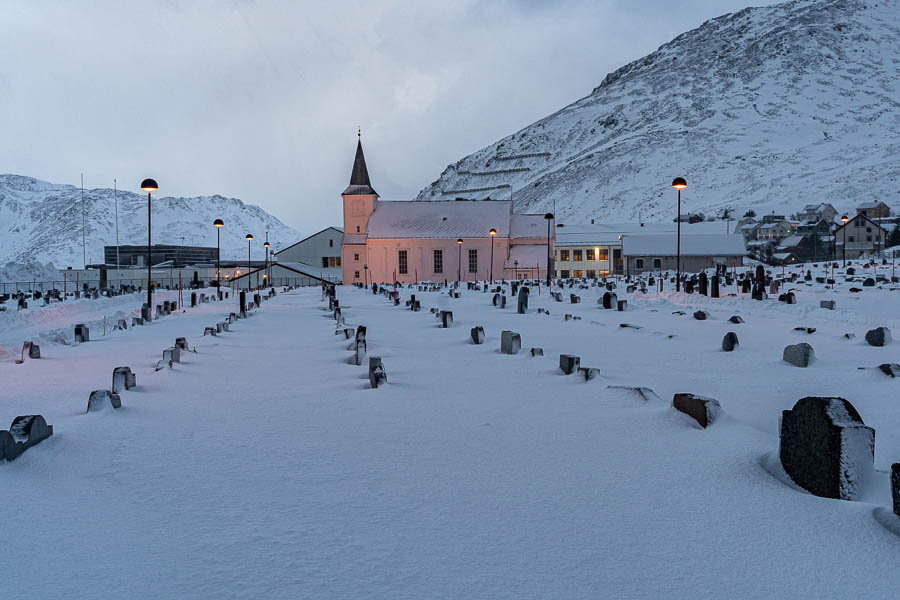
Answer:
xmin=2 ymin=259 xmax=900 ymax=597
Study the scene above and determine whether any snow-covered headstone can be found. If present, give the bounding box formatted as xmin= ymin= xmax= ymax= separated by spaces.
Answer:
xmin=559 ymin=354 xmax=580 ymax=375
xmin=673 ymin=393 xmax=721 ymax=428
xmin=779 ymin=397 xmax=874 ymax=500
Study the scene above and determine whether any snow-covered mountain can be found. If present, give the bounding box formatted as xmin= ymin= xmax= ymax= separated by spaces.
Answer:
xmin=0 ymin=174 xmax=299 ymax=268
xmin=416 ymin=0 xmax=900 ymax=222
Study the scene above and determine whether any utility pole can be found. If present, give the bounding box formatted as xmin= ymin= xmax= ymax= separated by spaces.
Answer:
xmin=114 ymin=179 xmax=120 ymax=285
xmin=81 ymin=173 xmax=86 ymax=268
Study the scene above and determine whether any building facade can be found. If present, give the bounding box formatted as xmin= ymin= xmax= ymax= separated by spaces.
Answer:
xmin=274 ymin=227 xmax=343 ymax=269
xmin=834 ymin=213 xmax=886 ymax=259
xmin=103 ymin=244 xmax=217 ymax=268
xmin=621 ymin=234 xmax=747 ymax=275
xmin=340 ymin=139 xmax=552 ymax=284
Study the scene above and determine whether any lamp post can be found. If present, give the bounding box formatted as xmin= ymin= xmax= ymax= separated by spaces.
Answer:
xmin=214 ymin=219 xmax=224 ymax=292
xmin=489 ymin=229 xmax=497 ymax=283
xmin=141 ymin=178 xmax=158 ymax=313
xmin=840 ymin=214 xmax=849 ymax=266
xmin=544 ymin=213 xmax=554 ymax=287
xmin=264 ymin=240 xmax=270 ymax=287
xmin=457 ymin=239 xmax=463 ymax=283
xmin=363 ymin=264 xmax=368 ymax=286
xmin=672 ymin=177 xmax=687 ymax=291
xmin=245 ymin=233 xmax=253 ymax=291
xmin=514 ymin=259 xmax=519 ymax=280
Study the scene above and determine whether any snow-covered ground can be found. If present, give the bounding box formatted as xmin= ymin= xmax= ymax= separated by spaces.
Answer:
xmin=2 ymin=264 xmax=900 ymax=598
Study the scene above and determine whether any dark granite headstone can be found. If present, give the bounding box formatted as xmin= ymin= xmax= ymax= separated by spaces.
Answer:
xmin=673 ymin=393 xmax=720 ymax=428
xmin=865 ymin=327 xmax=891 ymax=347
xmin=780 ymin=396 xmax=874 ymax=500
xmin=470 ymin=326 xmax=485 ymax=344
xmin=721 ymin=332 xmax=739 ymax=352
xmin=783 ymin=342 xmax=814 ymax=367
xmin=559 ymin=354 xmax=580 ymax=375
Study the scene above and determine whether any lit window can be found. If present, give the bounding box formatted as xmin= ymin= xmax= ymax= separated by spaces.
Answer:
xmin=434 ymin=249 xmax=443 ymax=274
xmin=573 ymin=270 xmax=583 ymax=278
xmin=573 ymin=250 xmax=582 ymax=261
xmin=336 ymin=257 xmax=341 ymax=266
xmin=597 ymin=248 xmax=609 ymax=261
xmin=560 ymin=250 xmax=570 ymax=261
xmin=398 ymin=250 xmax=408 ymax=274
xmin=586 ymin=249 xmax=595 ymax=261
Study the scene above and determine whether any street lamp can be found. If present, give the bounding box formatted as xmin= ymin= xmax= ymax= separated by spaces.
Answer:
xmin=264 ymin=239 xmax=270 ymax=287
xmin=363 ymin=264 xmax=368 ymax=286
xmin=141 ymin=178 xmax=158 ymax=314
xmin=457 ymin=239 xmax=463 ymax=283
xmin=672 ymin=177 xmax=687 ymax=291
xmin=840 ymin=214 xmax=849 ymax=266
xmin=489 ymin=229 xmax=497 ymax=283
xmin=214 ymin=219 xmax=224 ymax=293
xmin=245 ymin=233 xmax=253 ymax=290
xmin=514 ymin=259 xmax=519 ymax=280
xmin=544 ymin=213 xmax=554 ymax=286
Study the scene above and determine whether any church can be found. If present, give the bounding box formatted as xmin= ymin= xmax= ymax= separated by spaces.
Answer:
xmin=340 ymin=139 xmax=553 ymax=285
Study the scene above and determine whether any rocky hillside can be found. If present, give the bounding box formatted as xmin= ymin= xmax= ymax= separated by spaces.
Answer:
xmin=416 ymin=0 xmax=900 ymax=222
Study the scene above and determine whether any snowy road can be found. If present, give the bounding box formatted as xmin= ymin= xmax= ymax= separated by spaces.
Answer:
xmin=2 ymin=279 xmax=900 ymax=598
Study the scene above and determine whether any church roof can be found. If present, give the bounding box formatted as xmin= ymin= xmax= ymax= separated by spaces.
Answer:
xmin=342 ymin=139 xmax=378 ymax=196
xmin=367 ymin=200 xmax=513 ymax=239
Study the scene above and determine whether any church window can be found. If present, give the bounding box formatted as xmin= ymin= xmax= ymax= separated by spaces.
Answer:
xmin=468 ymin=249 xmax=478 ymax=274
xmin=398 ymin=250 xmax=408 ymax=274
xmin=433 ymin=250 xmax=443 ymax=274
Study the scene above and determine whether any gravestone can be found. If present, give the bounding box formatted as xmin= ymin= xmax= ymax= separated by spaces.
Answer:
xmin=492 ymin=293 xmax=501 ymax=307
xmin=162 ymin=346 xmax=181 ymax=364
xmin=240 ymin=290 xmax=247 ymax=314
xmin=141 ymin=304 xmax=152 ymax=322
xmin=778 ymin=292 xmax=796 ymax=304
xmin=711 ymin=275 xmax=720 ymax=298
xmin=517 ymin=287 xmax=529 ymax=314
xmin=673 ymin=393 xmax=721 ymax=428
xmin=500 ymin=330 xmax=521 ymax=355
xmin=617 ymin=300 xmax=627 ymax=311
xmin=22 ymin=341 xmax=40 ymax=360
xmin=878 ymin=364 xmax=900 ymax=378
xmin=780 ymin=396 xmax=874 ymax=500
xmin=0 ymin=415 xmax=54 ymax=461
xmin=578 ymin=367 xmax=601 ymax=381
xmin=191 ymin=292 xmax=197 ymax=307
xmin=693 ymin=310 xmax=709 ymax=320
xmin=530 ymin=348 xmax=543 ymax=356
xmin=87 ymin=390 xmax=122 ymax=412
xmin=175 ymin=337 xmax=189 ymax=351
xmin=699 ymin=272 xmax=708 ymax=296
xmin=559 ymin=354 xmax=580 ymax=375
xmin=440 ymin=311 xmax=453 ymax=328
xmin=728 ymin=315 xmax=744 ymax=324
xmin=820 ymin=300 xmax=835 ymax=310
xmin=865 ymin=327 xmax=891 ymax=347
xmin=602 ymin=292 xmax=617 ymax=309
xmin=721 ymin=332 xmax=739 ymax=352
xmin=570 ymin=294 xmax=580 ymax=304
xmin=74 ymin=324 xmax=89 ymax=343
xmin=864 ymin=278 xmax=875 ymax=287
xmin=368 ymin=357 xmax=387 ymax=388
xmin=204 ymin=326 xmax=216 ymax=336
xmin=741 ymin=279 xmax=751 ymax=294
xmin=470 ymin=326 xmax=485 ymax=344
xmin=112 ymin=366 xmax=137 ymax=393
xmin=783 ymin=343 xmax=815 ymax=367
xmin=893 ymin=464 xmax=900 ymax=517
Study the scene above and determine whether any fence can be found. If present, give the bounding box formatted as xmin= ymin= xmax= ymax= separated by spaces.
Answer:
xmin=1 ymin=275 xmax=338 ymax=296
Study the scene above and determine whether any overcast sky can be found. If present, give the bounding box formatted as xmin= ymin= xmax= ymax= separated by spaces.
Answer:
xmin=1 ymin=0 xmax=776 ymax=238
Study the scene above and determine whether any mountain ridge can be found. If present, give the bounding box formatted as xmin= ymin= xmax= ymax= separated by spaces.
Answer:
xmin=0 ymin=174 xmax=300 ymax=268
xmin=415 ymin=0 xmax=900 ymax=222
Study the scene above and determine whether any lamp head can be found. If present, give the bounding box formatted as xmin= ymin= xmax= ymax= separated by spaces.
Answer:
xmin=671 ymin=177 xmax=687 ymax=189
xmin=141 ymin=178 xmax=158 ymax=192
xmin=246 ymin=233 xmax=254 ymax=241
xmin=264 ymin=241 xmax=270 ymax=248
xmin=214 ymin=219 xmax=224 ymax=228
xmin=840 ymin=215 xmax=849 ymax=223
xmin=457 ymin=239 xmax=463 ymax=245
xmin=489 ymin=229 xmax=497 ymax=237
xmin=544 ymin=212 xmax=554 ymax=220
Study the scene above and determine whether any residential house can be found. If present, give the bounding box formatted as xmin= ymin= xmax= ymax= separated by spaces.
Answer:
xmin=621 ymin=234 xmax=747 ymax=275
xmin=834 ymin=213 xmax=887 ymax=260
xmin=856 ymin=201 xmax=891 ymax=219
xmin=795 ymin=203 xmax=838 ymax=224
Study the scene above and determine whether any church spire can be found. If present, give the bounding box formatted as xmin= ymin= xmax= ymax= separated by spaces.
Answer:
xmin=343 ymin=132 xmax=378 ymax=196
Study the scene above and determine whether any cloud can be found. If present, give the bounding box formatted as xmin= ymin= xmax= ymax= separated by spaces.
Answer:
xmin=0 ymin=0 xmax=776 ymax=238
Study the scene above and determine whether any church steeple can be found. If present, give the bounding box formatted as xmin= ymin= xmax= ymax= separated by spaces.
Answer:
xmin=343 ymin=133 xmax=378 ymax=196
